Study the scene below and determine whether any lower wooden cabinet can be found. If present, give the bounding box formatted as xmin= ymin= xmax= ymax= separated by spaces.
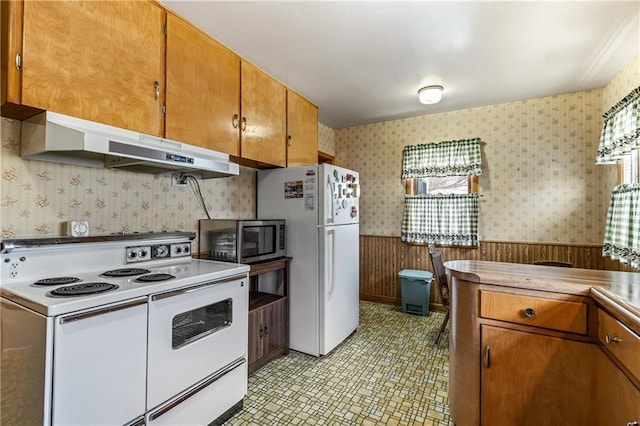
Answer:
xmin=449 ymin=272 xmax=640 ymax=426
xmin=247 ymin=257 xmax=291 ymax=374
xmin=594 ymin=347 xmax=640 ymax=425
xmin=480 ymin=325 xmax=594 ymax=426
xmin=248 ymin=294 xmax=287 ymax=373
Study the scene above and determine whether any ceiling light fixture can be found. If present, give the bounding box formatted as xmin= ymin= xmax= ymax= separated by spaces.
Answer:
xmin=418 ymin=85 xmax=444 ymax=105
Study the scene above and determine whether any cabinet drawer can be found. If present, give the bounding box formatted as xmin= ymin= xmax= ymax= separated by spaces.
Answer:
xmin=480 ymin=291 xmax=588 ymax=335
xmin=598 ymin=309 xmax=640 ymax=382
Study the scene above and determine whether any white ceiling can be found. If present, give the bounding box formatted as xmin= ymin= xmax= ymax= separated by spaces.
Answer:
xmin=160 ymin=1 xmax=640 ymax=129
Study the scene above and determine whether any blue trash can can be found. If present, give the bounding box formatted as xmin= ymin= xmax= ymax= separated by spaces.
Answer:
xmin=398 ymin=269 xmax=433 ymax=316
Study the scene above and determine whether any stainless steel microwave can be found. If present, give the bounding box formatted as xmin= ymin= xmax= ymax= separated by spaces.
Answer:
xmin=198 ymin=219 xmax=286 ymax=264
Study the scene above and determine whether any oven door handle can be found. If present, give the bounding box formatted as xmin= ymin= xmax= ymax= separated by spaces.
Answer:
xmin=147 ymin=357 xmax=246 ymax=421
xmin=150 ymin=274 xmax=247 ymax=301
xmin=59 ymin=297 xmax=147 ymax=324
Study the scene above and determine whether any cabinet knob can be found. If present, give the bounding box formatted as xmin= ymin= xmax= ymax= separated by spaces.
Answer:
xmin=523 ymin=308 xmax=536 ymax=318
xmin=605 ymin=334 xmax=622 ymax=344
xmin=154 ymin=81 xmax=160 ymax=100
xmin=287 ymin=135 xmax=293 ymax=147
xmin=626 ymin=422 xmax=639 ymax=426
xmin=15 ymin=53 xmax=22 ymax=70
xmin=241 ymin=117 xmax=247 ymax=131
xmin=232 ymin=114 xmax=239 ymax=129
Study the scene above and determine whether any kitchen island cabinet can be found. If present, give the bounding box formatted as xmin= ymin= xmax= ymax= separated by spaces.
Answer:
xmin=595 ymin=345 xmax=640 ymax=425
xmin=480 ymin=325 xmax=594 ymax=425
xmin=445 ymin=260 xmax=640 ymax=426
xmin=165 ymin=14 xmax=240 ymax=156
xmin=247 ymin=257 xmax=291 ymax=374
xmin=2 ymin=0 xmax=165 ymax=136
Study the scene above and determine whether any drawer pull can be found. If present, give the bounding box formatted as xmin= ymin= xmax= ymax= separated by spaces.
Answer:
xmin=523 ymin=308 xmax=536 ymax=318
xmin=484 ymin=345 xmax=491 ymax=368
xmin=605 ymin=334 xmax=623 ymax=344
xmin=626 ymin=422 xmax=639 ymax=426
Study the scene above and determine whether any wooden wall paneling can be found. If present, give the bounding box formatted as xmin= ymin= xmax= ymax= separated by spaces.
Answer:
xmin=359 ymin=236 xmax=638 ymax=307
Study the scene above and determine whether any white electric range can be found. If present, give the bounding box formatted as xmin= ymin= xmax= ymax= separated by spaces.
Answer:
xmin=0 ymin=231 xmax=250 ymax=426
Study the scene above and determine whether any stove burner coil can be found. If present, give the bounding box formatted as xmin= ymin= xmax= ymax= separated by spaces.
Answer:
xmin=135 ymin=273 xmax=176 ymax=283
xmin=48 ymin=283 xmax=119 ymax=297
xmin=34 ymin=277 xmax=81 ymax=286
xmin=101 ymin=268 xmax=151 ymax=278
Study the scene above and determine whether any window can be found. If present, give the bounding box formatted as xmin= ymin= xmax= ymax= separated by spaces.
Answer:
xmin=405 ymin=176 xmax=478 ymax=195
xmin=401 ymin=138 xmax=482 ymax=247
xmin=620 ymin=150 xmax=640 ymax=184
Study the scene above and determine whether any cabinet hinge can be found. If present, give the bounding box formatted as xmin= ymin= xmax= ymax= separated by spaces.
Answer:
xmin=161 ymin=105 xmax=166 ymax=116
xmin=15 ymin=53 xmax=22 ymax=70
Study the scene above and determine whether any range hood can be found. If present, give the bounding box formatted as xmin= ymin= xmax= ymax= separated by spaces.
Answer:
xmin=20 ymin=111 xmax=239 ymax=178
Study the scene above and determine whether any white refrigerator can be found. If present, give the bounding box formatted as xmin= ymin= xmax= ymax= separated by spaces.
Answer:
xmin=257 ymin=164 xmax=360 ymax=356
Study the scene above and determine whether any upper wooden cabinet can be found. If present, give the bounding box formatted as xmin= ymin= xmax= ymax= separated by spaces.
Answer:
xmin=2 ymin=1 xmax=165 ymax=136
xmin=240 ymin=62 xmax=287 ymax=168
xmin=286 ymin=90 xmax=318 ymax=167
xmin=1 ymin=0 xmax=318 ymax=167
xmin=165 ymin=14 xmax=240 ymax=156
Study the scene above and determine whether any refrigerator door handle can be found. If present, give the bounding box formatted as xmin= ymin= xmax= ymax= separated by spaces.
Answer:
xmin=326 ymin=229 xmax=336 ymax=299
xmin=325 ymin=174 xmax=335 ymax=224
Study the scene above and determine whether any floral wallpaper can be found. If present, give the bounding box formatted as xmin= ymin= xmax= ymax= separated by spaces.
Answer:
xmin=318 ymin=122 xmax=335 ymax=156
xmin=335 ymin=89 xmax=616 ymax=244
xmin=0 ymin=117 xmax=256 ymax=248
xmin=603 ymin=55 xmax=640 ymax=112
xmin=2 ymin=54 xmax=636 ymax=247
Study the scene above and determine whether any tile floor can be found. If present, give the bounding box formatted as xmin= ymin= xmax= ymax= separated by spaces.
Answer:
xmin=226 ymin=301 xmax=451 ymax=425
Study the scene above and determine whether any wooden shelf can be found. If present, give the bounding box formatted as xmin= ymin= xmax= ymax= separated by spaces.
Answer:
xmin=249 ymin=291 xmax=285 ymax=311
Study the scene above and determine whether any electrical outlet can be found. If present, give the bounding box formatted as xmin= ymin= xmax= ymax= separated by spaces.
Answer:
xmin=171 ymin=174 xmax=188 ymax=188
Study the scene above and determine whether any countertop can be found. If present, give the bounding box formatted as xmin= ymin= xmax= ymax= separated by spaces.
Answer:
xmin=444 ymin=260 xmax=640 ymax=334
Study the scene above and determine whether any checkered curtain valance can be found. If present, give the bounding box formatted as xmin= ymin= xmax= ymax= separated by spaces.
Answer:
xmin=401 ymin=194 xmax=479 ymax=246
xmin=401 ymin=138 xmax=482 ymax=178
xmin=603 ymin=184 xmax=640 ymax=269
xmin=595 ymin=86 xmax=640 ymax=164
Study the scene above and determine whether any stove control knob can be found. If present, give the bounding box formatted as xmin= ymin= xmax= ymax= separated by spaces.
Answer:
xmin=128 ymin=251 xmax=137 ymax=259
xmin=138 ymin=250 xmax=148 ymax=258
xmin=175 ymin=246 xmax=182 ymax=254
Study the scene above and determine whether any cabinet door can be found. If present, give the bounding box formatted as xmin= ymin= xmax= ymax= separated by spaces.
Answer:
xmin=240 ymin=62 xmax=286 ymax=167
xmin=480 ymin=325 xmax=595 ymax=426
xmin=21 ymin=1 xmax=164 ymax=136
xmin=165 ymin=14 xmax=240 ymax=155
xmin=264 ymin=298 xmax=287 ymax=355
xmin=594 ymin=348 xmax=640 ymax=425
xmin=286 ymin=90 xmax=318 ymax=166
xmin=248 ymin=307 xmax=263 ymax=365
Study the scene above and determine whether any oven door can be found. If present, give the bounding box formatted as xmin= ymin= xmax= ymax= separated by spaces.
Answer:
xmin=52 ymin=297 xmax=148 ymax=426
xmin=147 ymin=273 xmax=248 ymax=409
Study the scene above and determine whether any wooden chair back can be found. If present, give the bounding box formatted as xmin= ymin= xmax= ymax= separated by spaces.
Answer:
xmin=428 ymin=245 xmax=449 ymax=309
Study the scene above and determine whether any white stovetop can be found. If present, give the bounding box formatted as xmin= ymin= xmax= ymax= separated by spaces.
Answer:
xmin=0 ymin=236 xmax=249 ymax=317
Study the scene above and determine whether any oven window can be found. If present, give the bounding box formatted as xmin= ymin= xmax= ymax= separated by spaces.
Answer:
xmin=172 ymin=299 xmax=233 ymax=349
xmin=241 ymin=226 xmax=276 ymax=258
